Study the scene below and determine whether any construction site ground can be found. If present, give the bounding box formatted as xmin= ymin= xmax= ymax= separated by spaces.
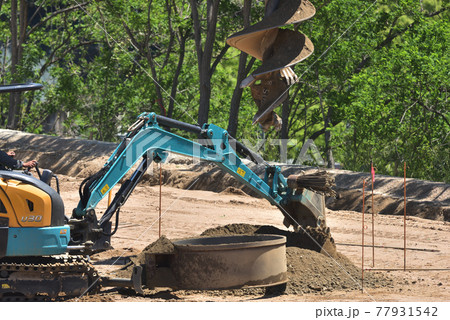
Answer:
xmin=58 ymin=175 xmax=448 ymax=302
xmin=0 ymin=129 xmax=448 ymax=302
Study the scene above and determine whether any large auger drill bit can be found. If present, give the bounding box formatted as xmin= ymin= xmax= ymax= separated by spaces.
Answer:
xmin=227 ymin=0 xmax=315 ymax=131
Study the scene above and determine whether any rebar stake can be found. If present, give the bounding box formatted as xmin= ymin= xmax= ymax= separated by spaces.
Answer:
xmin=159 ymin=163 xmax=162 ymax=238
xmin=404 ymin=162 xmax=407 ymax=271
xmin=371 ymin=162 xmax=375 ymax=267
xmin=362 ymin=179 xmax=366 ymax=292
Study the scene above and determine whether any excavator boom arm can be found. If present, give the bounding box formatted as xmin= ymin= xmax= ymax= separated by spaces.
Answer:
xmin=70 ymin=113 xmax=325 ymax=252
xmin=74 ymin=113 xmax=283 ymax=217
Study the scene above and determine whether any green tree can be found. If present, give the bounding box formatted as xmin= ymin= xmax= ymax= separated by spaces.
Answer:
xmin=1 ymin=0 xmax=92 ymax=129
xmin=263 ymin=0 xmax=448 ymax=181
xmin=339 ymin=16 xmax=449 ymax=181
xmin=1 ymin=0 xmax=448 ymax=182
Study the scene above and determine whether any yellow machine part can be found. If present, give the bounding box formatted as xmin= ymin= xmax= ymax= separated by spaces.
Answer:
xmin=0 ymin=183 xmax=18 ymax=226
xmin=0 ymin=178 xmax=52 ymax=228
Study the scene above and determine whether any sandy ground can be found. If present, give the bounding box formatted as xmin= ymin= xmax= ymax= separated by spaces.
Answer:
xmin=56 ymin=175 xmax=449 ymax=302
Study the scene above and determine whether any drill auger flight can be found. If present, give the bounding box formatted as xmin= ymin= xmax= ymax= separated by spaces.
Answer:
xmin=227 ymin=0 xmax=315 ymax=131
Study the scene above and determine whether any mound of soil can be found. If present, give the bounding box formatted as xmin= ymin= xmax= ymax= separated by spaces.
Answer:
xmin=328 ymin=189 xmax=449 ymax=221
xmin=141 ymin=235 xmax=175 ymax=255
xmin=117 ymin=224 xmax=389 ymax=296
xmin=220 ymin=186 xmax=248 ymax=196
xmin=116 ymin=236 xmax=175 ymax=278
xmin=201 ymin=223 xmax=337 ymax=258
xmin=0 ymin=129 xmax=115 ymax=178
xmin=199 ymin=224 xmax=388 ymax=294
xmin=69 ymin=294 xmax=115 ymax=302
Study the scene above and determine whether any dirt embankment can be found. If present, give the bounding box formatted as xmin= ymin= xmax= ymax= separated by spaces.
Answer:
xmin=0 ymin=129 xmax=115 ymax=178
xmin=1 ymin=129 xmax=448 ymax=221
xmin=328 ymin=170 xmax=450 ymax=221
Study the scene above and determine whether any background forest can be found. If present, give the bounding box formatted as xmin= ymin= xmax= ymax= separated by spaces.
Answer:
xmin=0 ymin=0 xmax=448 ymax=182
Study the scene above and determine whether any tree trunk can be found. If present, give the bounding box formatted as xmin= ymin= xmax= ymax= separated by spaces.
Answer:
xmin=227 ymin=52 xmax=247 ymax=136
xmin=280 ymin=98 xmax=290 ymax=163
xmin=7 ymin=0 xmax=27 ymax=130
xmin=191 ymin=0 xmax=220 ymax=126
xmin=7 ymin=0 xmax=19 ymax=129
xmin=325 ymin=106 xmax=335 ymax=168
xmin=227 ymin=0 xmax=252 ymax=137
xmin=168 ymin=29 xmax=188 ymax=119
xmin=316 ymin=66 xmax=334 ymax=168
xmin=197 ymin=71 xmax=212 ymax=126
xmin=146 ymin=51 xmax=167 ymax=116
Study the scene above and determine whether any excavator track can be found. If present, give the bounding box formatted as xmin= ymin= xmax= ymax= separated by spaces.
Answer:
xmin=0 ymin=255 xmax=100 ymax=301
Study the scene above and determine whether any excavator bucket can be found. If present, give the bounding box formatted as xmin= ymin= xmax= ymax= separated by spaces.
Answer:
xmin=251 ymin=29 xmax=314 ymax=79
xmin=227 ymin=0 xmax=316 ymax=131
xmin=281 ymin=189 xmax=326 ymax=230
xmin=281 ymin=171 xmax=335 ymax=229
xmin=249 ymin=31 xmax=314 ymax=126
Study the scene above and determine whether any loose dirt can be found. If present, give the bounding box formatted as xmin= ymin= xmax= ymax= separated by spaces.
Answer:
xmin=200 ymin=224 xmax=388 ymax=295
xmin=201 ymin=224 xmax=336 ymax=255
xmin=141 ymin=235 xmax=175 ymax=254
xmin=116 ymin=235 xmax=175 ymax=279
xmin=116 ymin=223 xmax=388 ymax=297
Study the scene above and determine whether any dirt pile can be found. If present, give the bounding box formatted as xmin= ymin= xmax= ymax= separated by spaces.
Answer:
xmin=141 ymin=235 xmax=175 ymax=255
xmin=69 ymin=294 xmax=115 ymax=302
xmin=116 ymin=224 xmax=388 ymax=296
xmin=117 ymin=236 xmax=175 ymax=278
xmin=200 ymin=224 xmax=388 ymax=294
xmin=220 ymin=186 xmax=249 ymax=196
xmin=328 ymin=189 xmax=449 ymax=221
xmin=201 ymin=223 xmax=337 ymax=257
xmin=0 ymin=129 xmax=115 ymax=178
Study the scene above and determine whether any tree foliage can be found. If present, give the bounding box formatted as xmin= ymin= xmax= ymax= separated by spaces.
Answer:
xmin=0 ymin=0 xmax=448 ymax=182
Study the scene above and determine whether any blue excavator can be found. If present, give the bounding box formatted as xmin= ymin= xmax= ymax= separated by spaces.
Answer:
xmin=0 ymin=83 xmax=327 ymax=299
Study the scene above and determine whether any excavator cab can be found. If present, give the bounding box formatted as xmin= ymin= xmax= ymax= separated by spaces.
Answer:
xmin=0 ymin=83 xmax=70 ymax=259
xmin=0 ymin=171 xmax=69 ymax=258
